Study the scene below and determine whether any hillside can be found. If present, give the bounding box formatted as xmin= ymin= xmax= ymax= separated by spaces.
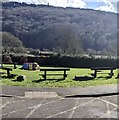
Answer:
xmin=1 ymin=2 xmax=117 ymax=55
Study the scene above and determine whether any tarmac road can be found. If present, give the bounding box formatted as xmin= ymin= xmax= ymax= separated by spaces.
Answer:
xmin=0 ymin=85 xmax=118 ymax=119
xmin=1 ymin=95 xmax=118 ymax=118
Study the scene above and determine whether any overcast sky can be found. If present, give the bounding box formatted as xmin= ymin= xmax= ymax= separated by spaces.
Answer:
xmin=5 ymin=0 xmax=118 ymax=13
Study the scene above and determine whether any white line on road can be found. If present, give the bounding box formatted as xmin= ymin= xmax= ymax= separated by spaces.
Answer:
xmin=98 ymin=98 xmax=117 ymax=107
xmin=2 ymin=98 xmax=65 ymax=117
xmin=68 ymin=98 xmax=79 ymax=118
xmin=25 ymin=104 xmax=42 ymax=118
xmin=0 ymin=97 xmax=15 ymax=108
xmin=46 ymin=98 xmax=99 ymax=118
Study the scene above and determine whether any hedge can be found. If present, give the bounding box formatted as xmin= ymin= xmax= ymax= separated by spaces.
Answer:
xmin=2 ymin=54 xmax=118 ymax=68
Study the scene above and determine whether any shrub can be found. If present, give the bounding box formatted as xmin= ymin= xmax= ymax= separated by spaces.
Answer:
xmin=3 ymin=55 xmax=12 ymax=63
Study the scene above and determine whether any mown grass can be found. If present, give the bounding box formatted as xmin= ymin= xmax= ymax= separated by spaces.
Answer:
xmin=0 ymin=64 xmax=118 ymax=87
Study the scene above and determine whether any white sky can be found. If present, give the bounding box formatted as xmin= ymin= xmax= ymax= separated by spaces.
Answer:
xmin=3 ymin=0 xmax=118 ymax=13
xmin=95 ymin=0 xmax=117 ymax=13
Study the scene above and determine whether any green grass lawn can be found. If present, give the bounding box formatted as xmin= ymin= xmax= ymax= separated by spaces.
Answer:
xmin=0 ymin=65 xmax=118 ymax=87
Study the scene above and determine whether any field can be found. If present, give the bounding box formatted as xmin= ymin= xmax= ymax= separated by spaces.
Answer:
xmin=0 ymin=64 xmax=118 ymax=87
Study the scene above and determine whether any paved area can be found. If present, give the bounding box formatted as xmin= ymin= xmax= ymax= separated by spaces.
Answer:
xmin=0 ymin=85 xmax=119 ymax=118
xmin=1 ymin=84 xmax=118 ymax=97
xmin=1 ymin=95 xmax=118 ymax=118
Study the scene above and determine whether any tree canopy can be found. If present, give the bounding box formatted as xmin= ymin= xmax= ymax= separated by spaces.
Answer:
xmin=1 ymin=32 xmax=26 ymax=53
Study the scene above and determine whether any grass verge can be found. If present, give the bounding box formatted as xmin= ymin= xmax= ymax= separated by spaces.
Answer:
xmin=0 ymin=65 xmax=118 ymax=87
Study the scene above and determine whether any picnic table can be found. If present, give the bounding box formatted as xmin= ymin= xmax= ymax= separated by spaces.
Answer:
xmin=40 ymin=68 xmax=70 ymax=80
xmin=90 ymin=67 xmax=116 ymax=78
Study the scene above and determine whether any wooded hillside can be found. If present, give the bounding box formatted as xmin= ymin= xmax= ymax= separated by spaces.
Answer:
xmin=2 ymin=2 xmax=117 ymax=55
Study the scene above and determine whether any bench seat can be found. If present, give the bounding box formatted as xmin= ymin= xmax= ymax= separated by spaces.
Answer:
xmin=97 ymin=72 xmax=113 ymax=74
xmin=41 ymin=74 xmax=68 ymax=78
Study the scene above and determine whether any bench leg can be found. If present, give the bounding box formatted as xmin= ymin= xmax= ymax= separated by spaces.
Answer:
xmin=7 ymin=70 xmax=10 ymax=78
xmin=94 ymin=70 xmax=97 ymax=78
xmin=43 ymin=71 xmax=46 ymax=80
xmin=42 ymin=75 xmax=46 ymax=79
xmin=14 ymin=64 xmax=17 ymax=69
xmin=109 ymin=69 xmax=114 ymax=77
xmin=63 ymin=70 xmax=66 ymax=79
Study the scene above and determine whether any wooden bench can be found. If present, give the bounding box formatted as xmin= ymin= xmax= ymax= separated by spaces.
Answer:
xmin=40 ymin=68 xmax=70 ymax=80
xmin=90 ymin=67 xmax=116 ymax=78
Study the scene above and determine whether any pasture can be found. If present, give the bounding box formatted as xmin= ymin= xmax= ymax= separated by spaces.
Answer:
xmin=0 ymin=64 xmax=118 ymax=87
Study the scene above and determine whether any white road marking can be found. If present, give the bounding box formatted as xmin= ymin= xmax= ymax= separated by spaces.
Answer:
xmin=3 ymin=96 xmax=117 ymax=118
xmin=99 ymin=99 xmax=117 ymax=118
xmin=1 ymin=97 xmax=14 ymax=108
xmin=25 ymin=104 xmax=42 ymax=118
xmin=68 ymin=98 xmax=79 ymax=118
xmin=1 ymin=96 xmax=28 ymax=107
xmin=46 ymin=98 xmax=98 ymax=118
xmin=98 ymin=98 xmax=117 ymax=107
xmin=2 ymin=98 xmax=65 ymax=117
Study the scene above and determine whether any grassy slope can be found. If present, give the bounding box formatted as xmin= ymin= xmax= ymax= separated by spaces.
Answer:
xmin=0 ymin=65 xmax=118 ymax=87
